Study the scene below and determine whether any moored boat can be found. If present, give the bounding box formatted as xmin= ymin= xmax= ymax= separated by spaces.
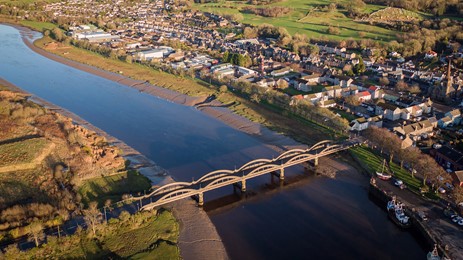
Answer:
xmin=387 ymin=197 xmax=412 ymax=228
xmin=376 ymin=159 xmax=392 ymax=180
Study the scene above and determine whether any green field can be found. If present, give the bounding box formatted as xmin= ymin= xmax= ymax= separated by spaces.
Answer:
xmin=349 ymin=146 xmax=422 ymax=191
xmin=79 ymin=170 xmax=152 ymax=207
xmin=0 ymin=138 xmax=48 ymax=167
xmin=194 ymin=0 xmax=398 ymax=41
xmin=20 ymin=20 xmax=57 ymax=31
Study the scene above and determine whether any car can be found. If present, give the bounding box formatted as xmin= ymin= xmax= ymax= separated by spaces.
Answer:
xmin=444 ymin=208 xmax=457 ymax=217
xmin=417 ymin=211 xmax=428 ymax=221
xmin=445 ymin=183 xmax=454 ymax=191
xmin=446 ymin=169 xmax=453 ymax=173
xmin=452 ymin=216 xmax=462 ymax=223
xmin=394 ymin=179 xmax=403 ymax=186
xmin=438 ymin=187 xmax=446 ymax=194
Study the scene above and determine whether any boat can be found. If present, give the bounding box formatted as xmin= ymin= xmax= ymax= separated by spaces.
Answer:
xmin=376 ymin=159 xmax=392 ymax=181
xmin=387 ymin=197 xmax=412 ymax=228
xmin=427 ymin=244 xmax=440 ymax=260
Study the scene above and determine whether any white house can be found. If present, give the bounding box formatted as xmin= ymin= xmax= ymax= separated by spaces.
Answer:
xmin=293 ymin=78 xmax=311 ymax=92
xmin=270 ymin=67 xmax=292 ymax=77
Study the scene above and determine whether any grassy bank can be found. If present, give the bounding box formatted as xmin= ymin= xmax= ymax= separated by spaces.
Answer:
xmin=78 ymin=170 xmax=152 ymax=207
xmin=349 ymin=146 xmax=422 ymax=192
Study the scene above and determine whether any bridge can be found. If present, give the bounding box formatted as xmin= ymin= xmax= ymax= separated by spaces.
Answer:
xmin=129 ymin=140 xmax=360 ymax=211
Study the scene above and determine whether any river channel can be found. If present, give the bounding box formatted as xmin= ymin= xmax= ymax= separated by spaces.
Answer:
xmin=0 ymin=24 xmax=427 ymax=259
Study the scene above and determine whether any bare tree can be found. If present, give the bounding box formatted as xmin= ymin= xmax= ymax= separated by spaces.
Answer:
xmin=27 ymin=221 xmax=44 ymax=247
xmin=82 ymin=202 xmax=101 ymax=236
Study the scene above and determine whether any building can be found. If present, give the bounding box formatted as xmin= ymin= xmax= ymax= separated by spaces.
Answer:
xmin=393 ymin=119 xmax=434 ymax=140
xmin=293 ymin=78 xmax=311 ymax=92
xmin=356 ymin=91 xmax=371 ymax=102
xmin=270 ymin=67 xmax=292 ymax=77
xmin=376 ymin=102 xmax=402 ymax=121
xmin=136 ymin=46 xmax=173 ymax=61
xmin=430 ymin=146 xmax=463 ymax=171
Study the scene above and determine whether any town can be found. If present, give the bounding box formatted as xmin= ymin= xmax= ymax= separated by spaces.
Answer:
xmin=1 ymin=0 xmax=463 ymax=258
xmin=42 ymin=0 xmax=463 ymax=177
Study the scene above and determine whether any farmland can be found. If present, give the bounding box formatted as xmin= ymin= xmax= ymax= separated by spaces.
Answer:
xmin=194 ymin=0 xmax=401 ymax=42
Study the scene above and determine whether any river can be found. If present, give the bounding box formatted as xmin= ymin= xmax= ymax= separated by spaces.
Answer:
xmin=0 ymin=24 xmax=427 ymax=259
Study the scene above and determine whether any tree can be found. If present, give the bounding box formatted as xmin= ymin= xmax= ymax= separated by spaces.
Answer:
xmin=83 ymin=202 xmax=101 ymax=236
xmin=219 ymin=85 xmax=228 ymax=93
xmin=395 ymin=80 xmax=409 ymax=91
xmin=27 ymin=221 xmax=44 ymax=247
xmin=51 ymin=27 xmax=64 ymax=42
xmin=354 ymin=56 xmax=366 ymax=74
xmin=243 ymin=27 xmax=258 ymax=39
xmin=379 ymin=77 xmax=389 ymax=86
xmin=409 ymin=84 xmax=421 ymax=94
xmin=276 ymin=79 xmax=289 ymax=89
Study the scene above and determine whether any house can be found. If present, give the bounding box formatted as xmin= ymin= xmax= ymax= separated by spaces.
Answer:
xmin=430 ymin=145 xmax=463 ymax=171
xmin=324 ymin=86 xmax=342 ymax=98
xmin=401 ymin=135 xmax=414 ymax=149
xmin=376 ymin=102 xmax=402 ymax=121
xmin=424 ymin=50 xmax=437 ymax=60
xmin=340 ymin=78 xmax=354 ymax=88
xmin=393 ymin=119 xmax=435 ymax=140
xmin=369 ymin=115 xmax=383 ymax=128
xmin=257 ymin=78 xmax=276 ymax=88
xmin=318 ymin=99 xmax=336 ymax=108
xmin=293 ymin=78 xmax=311 ymax=92
xmin=350 ymin=115 xmax=383 ymax=132
xmin=445 ymin=109 xmax=461 ymax=125
xmin=350 ymin=117 xmax=368 ymax=132
xmin=438 ymin=116 xmax=452 ymax=128
xmin=356 ymin=91 xmax=371 ymax=102
xmin=367 ymin=86 xmax=382 ymax=99
xmin=271 ymin=67 xmax=292 ymax=77
xmin=454 ymin=170 xmax=463 ymax=187
xmin=301 ymin=74 xmax=322 ymax=85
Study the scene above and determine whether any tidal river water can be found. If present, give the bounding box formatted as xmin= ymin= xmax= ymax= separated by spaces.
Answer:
xmin=0 ymin=24 xmax=426 ymax=259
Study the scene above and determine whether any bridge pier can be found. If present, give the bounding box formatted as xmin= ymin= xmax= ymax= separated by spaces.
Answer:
xmin=279 ymin=168 xmax=285 ymax=180
xmin=313 ymin=157 xmax=318 ymax=167
xmin=241 ymin=179 xmax=246 ymax=192
xmin=198 ymin=192 xmax=204 ymax=207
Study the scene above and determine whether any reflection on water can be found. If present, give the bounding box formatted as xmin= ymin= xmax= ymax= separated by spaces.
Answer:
xmin=0 ymin=24 xmax=426 ymax=259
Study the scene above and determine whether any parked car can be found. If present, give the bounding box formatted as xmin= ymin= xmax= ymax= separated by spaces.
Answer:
xmin=417 ymin=211 xmax=428 ymax=221
xmin=438 ymin=187 xmax=446 ymax=194
xmin=445 ymin=183 xmax=454 ymax=191
xmin=444 ymin=208 xmax=457 ymax=217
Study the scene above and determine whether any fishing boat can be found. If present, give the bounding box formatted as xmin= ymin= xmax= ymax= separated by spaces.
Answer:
xmin=376 ymin=159 xmax=392 ymax=181
xmin=387 ymin=197 xmax=412 ymax=228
